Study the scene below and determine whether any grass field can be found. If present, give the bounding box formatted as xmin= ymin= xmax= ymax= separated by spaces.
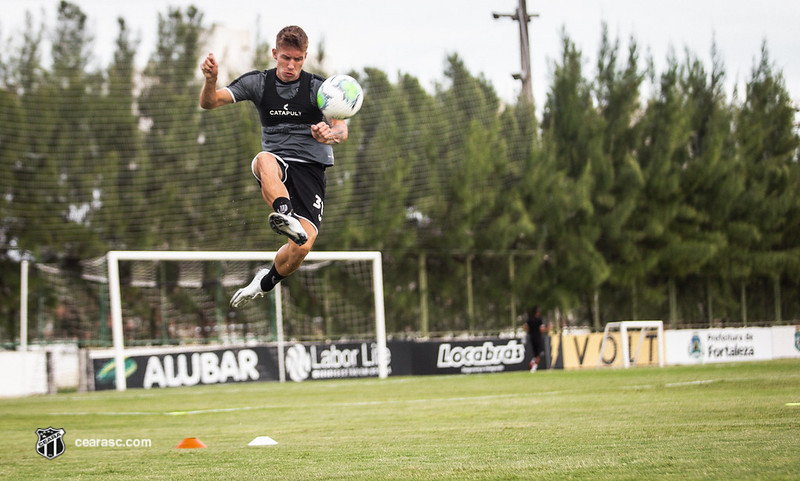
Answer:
xmin=2 ymin=359 xmax=798 ymax=480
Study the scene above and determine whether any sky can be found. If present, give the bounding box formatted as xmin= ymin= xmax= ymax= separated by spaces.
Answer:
xmin=4 ymin=0 xmax=799 ymax=111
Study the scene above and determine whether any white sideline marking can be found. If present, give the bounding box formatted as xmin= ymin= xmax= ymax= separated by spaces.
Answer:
xmin=334 ymin=391 xmax=561 ymax=408
xmin=164 ymin=406 xmax=262 ymax=415
xmin=665 ymin=379 xmax=717 ymax=387
xmin=48 ymin=406 xmax=266 ymax=416
xmin=51 ymin=411 xmax=156 ymax=416
xmin=48 ymin=391 xmax=561 ymax=416
xmin=620 ymin=384 xmax=654 ymax=390
xmin=622 ymin=379 xmax=720 ymax=390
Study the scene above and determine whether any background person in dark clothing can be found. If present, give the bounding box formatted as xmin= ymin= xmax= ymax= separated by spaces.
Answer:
xmin=523 ymin=306 xmax=549 ymax=372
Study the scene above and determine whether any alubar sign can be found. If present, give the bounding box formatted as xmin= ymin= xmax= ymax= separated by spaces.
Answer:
xmin=91 ymin=346 xmax=279 ymax=390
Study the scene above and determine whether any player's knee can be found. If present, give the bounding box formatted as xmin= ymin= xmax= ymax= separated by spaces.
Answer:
xmin=255 ymin=152 xmax=281 ymax=178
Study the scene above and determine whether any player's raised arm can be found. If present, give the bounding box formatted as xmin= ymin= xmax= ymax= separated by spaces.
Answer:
xmin=199 ymin=53 xmax=233 ymax=110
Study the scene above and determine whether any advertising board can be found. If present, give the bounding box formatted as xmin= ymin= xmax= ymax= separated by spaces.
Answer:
xmin=664 ymin=328 xmax=773 ymax=365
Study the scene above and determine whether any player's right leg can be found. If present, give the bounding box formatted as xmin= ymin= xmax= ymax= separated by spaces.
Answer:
xmin=268 ymin=211 xmax=307 ymax=246
xmin=252 ymin=152 xmax=308 ymax=246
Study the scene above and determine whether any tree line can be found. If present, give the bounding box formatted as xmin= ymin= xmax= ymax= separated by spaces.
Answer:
xmin=0 ymin=3 xmax=798 ymax=343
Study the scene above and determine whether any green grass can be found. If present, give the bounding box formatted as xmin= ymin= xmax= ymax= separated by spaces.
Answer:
xmin=2 ymin=359 xmax=799 ymax=480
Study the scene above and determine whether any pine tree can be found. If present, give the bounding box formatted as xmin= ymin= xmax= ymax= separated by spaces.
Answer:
xmin=733 ymin=43 xmax=800 ymax=323
xmin=540 ymin=33 xmax=609 ymax=323
xmin=593 ymin=26 xmax=647 ymax=322
xmin=50 ymin=0 xmax=107 ymax=258
xmin=635 ymin=53 xmax=695 ymax=326
xmin=5 ymin=11 xmax=56 ymax=259
xmin=679 ymin=44 xmax=740 ymax=324
xmin=138 ymin=6 xmax=206 ymax=250
xmin=91 ymin=18 xmax=152 ymax=249
xmin=436 ymin=55 xmax=506 ymax=251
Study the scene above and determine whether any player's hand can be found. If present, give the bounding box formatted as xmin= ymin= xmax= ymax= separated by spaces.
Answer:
xmin=201 ymin=53 xmax=218 ymax=80
xmin=311 ymin=122 xmax=339 ymax=144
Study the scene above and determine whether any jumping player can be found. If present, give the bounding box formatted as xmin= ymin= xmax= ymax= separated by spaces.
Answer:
xmin=199 ymin=25 xmax=348 ymax=307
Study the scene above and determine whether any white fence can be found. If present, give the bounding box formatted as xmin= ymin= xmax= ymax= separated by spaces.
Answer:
xmin=0 ymin=351 xmax=49 ymax=397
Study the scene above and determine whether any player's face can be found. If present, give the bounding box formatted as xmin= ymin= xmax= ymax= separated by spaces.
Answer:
xmin=273 ymin=46 xmax=307 ymax=82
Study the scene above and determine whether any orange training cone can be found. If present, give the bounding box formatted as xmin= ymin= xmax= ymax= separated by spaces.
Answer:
xmin=176 ymin=437 xmax=207 ymax=449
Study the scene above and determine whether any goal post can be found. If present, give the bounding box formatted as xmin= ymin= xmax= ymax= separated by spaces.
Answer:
xmin=598 ymin=320 xmax=665 ymax=368
xmin=106 ymin=250 xmax=388 ymax=391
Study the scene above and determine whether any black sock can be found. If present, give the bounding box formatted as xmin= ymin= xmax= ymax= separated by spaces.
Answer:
xmin=260 ymin=264 xmax=285 ymax=292
xmin=272 ymin=197 xmax=293 ymax=215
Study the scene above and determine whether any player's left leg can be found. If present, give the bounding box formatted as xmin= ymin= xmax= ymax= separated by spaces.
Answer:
xmin=268 ymin=162 xmax=323 ymax=280
xmin=231 ymin=162 xmax=324 ymax=308
xmin=266 ymin=217 xmax=317 ymax=285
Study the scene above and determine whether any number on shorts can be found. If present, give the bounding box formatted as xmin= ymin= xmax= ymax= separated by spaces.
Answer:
xmin=313 ymin=195 xmax=324 ymax=221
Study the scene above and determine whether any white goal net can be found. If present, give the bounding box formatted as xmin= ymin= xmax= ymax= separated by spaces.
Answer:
xmin=100 ymin=251 xmax=387 ymax=390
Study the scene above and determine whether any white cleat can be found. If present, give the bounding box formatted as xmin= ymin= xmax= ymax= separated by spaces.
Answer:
xmin=268 ymin=212 xmax=308 ymax=246
xmin=230 ymin=268 xmax=269 ymax=308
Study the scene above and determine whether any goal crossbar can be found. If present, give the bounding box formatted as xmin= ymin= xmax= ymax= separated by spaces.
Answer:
xmin=106 ymin=250 xmax=387 ymax=391
xmin=598 ymin=320 xmax=665 ymax=368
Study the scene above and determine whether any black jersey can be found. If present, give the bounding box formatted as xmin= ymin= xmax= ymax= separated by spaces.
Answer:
xmin=226 ymin=68 xmax=334 ymax=166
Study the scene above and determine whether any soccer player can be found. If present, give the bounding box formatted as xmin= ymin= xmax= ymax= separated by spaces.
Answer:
xmin=199 ymin=25 xmax=348 ymax=307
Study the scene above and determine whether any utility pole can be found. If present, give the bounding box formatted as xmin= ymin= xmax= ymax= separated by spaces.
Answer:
xmin=492 ymin=0 xmax=539 ymax=104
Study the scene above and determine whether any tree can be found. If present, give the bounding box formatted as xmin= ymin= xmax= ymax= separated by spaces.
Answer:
xmin=634 ymin=52 xmax=697 ymax=327
xmin=49 ymin=1 xmax=106 ymax=259
xmin=91 ymin=18 xmax=153 ymax=249
xmin=138 ymin=6 xmax=207 ymax=250
xmin=2 ymin=11 xmax=50 ymax=258
xmin=435 ymin=54 xmax=507 ymax=250
xmin=337 ymin=68 xmax=416 ymax=250
xmin=4 ymin=11 xmax=45 ymax=94
xmin=432 ymin=55 xmax=511 ymax=330
xmin=733 ymin=43 xmax=800 ymax=323
xmin=540 ymin=33 xmax=608 ymax=324
xmin=593 ymin=26 xmax=647 ymax=322
xmin=5 ymin=2 xmax=106 ymax=261
xmin=678 ymin=43 xmax=740 ymax=324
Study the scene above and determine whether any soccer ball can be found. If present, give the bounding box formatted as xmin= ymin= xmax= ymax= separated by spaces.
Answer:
xmin=317 ymin=74 xmax=364 ymax=119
